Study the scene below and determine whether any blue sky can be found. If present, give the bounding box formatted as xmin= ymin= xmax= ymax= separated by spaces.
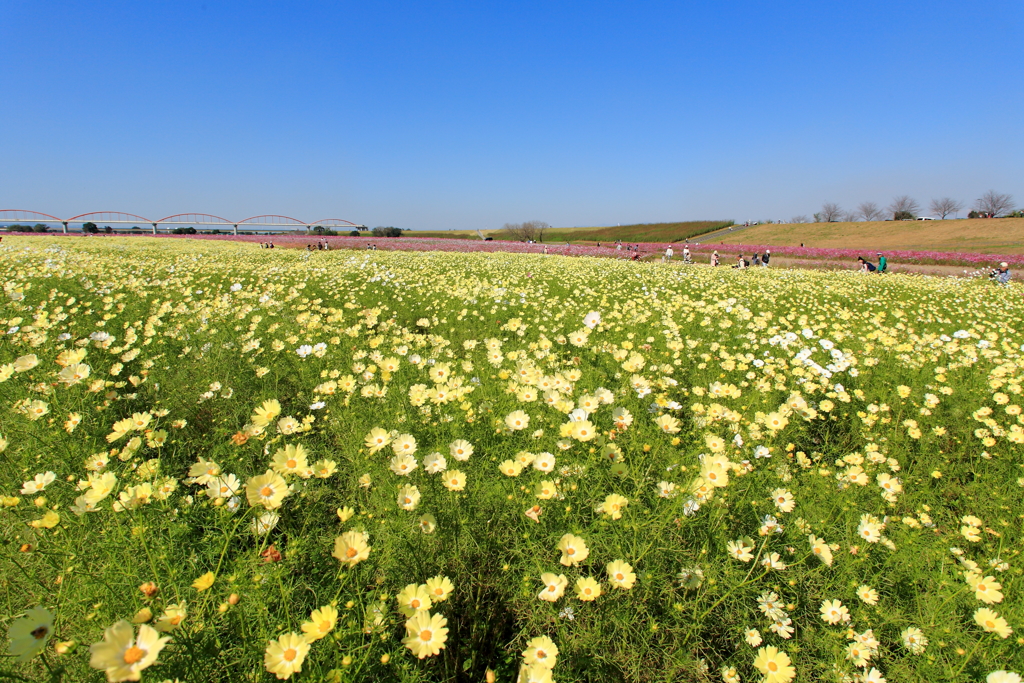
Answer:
xmin=1 ymin=0 xmax=1021 ymax=229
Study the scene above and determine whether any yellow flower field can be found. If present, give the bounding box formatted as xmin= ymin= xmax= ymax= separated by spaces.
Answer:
xmin=1 ymin=237 xmax=1021 ymax=682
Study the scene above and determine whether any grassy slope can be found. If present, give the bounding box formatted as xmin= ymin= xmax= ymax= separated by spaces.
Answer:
xmin=710 ymin=217 xmax=1024 ymax=253
xmin=415 ymin=221 xmax=733 ymax=243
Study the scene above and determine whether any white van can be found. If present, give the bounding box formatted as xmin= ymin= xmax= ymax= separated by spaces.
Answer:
xmin=917 ymin=216 xmax=936 ymax=220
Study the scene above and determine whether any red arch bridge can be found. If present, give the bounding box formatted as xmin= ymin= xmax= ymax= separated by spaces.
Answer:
xmin=0 ymin=210 xmax=366 ymax=235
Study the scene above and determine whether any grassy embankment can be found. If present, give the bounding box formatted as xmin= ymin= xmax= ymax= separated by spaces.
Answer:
xmin=706 ymin=217 xmax=1024 ymax=253
xmin=413 ymin=221 xmax=733 ymax=244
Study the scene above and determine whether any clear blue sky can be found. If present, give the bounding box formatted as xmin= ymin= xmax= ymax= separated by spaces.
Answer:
xmin=1 ymin=0 xmax=1021 ymax=229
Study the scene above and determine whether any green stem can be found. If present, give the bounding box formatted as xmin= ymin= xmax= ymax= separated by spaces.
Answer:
xmin=951 ymin=637 xmax=984 ymax=679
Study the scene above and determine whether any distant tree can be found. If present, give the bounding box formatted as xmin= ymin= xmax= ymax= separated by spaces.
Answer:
xmin=820 ymin=203 xmax=843 ymax=222
xmin=32 ymin=223 xmax=50 ymax=233
xmin=929 ymin=197 xmax=963 ymax=219
xmin=103 ymin=226 xmax=113 ymax=234
xmin=857 ymin=201 xmax=883 ymax=221
xmin=372 ymin=226 xmax=402 ymax=237
xmin=812 ymin=213 xmax=822 ymax=223
xmin=312 ymin=225 xmax=325 ymax=234
xmin=503 ymin=220 xmax=550 ymax=242
xmin=789 ymin=215 xmax=809 ymax=224
xmin=349 ymin=230 xmax=360 ymax=237
xmin=888 ymin=195 xmax=919 ymax=220
xmin=83 ymin=222 xmax=99 ymax=233
xmin=842 ymin=210 xmax=859 ymax=222
xmin=974 ymin=190 xmax=1014 ymax=218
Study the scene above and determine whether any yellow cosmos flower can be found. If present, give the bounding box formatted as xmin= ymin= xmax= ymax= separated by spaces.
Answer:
xmin=13 ymin=354 xmax=39 ymax=372
xmin=192 ymin=572 xmax=215 ymax=592
xmin=89 ymin=621 xmax=170 ymax=682
xmin=600 ymin=493 xmax=628 ymax=520
xmin=154 ymin=603 xmax=187 ymax=633
xmin=538 ymin=573 xmax=568 ymax=602
xmin=968 ymin=574 xmax=1004 ymax=604
xmin=442 ymin=470 xmax=466 ymax=491
xmin=974 ymin=608 xmax=1013 ymax=639
xmin=364 ymin=427 xmax=391 ymax=454
xmin=522 ymin=635 xmax=559 ymax=670
xmin=402 ymin=610 xmax=448 ymax=659
xmin=575 ymin=576 xmax=602 ymax=601
xmin=300 ymin=605 xmax=338 ymax=642
xmin=606 ymin=560 xmax=636 ymax=590
xmin=557 ymin=533 xmax=590 ymax=566
xmin=752 ymin=645 xmax=795 ymax=683
xmin=270 ymin=444 xmax=309 ymax=477
xmin=535 ymin=480 xmax=557 ymax=500
xmin=505 ymin=410 xmax=530 ymax=431
xmin=252 ymin=399 xmax=282 ymax=427
xmin=245 ymin=471 xmax=289 ymax=510
xmin=28 ymin=510 xmax=60 ymax=529
xmin=332 ymin=531 xmax=371 ymax=566
xmin=426 ymin=576 xmax=454 ymax=603
xmin=397 ymin=583 xmax=433 ymax=617
xmin=264 ymin=632 xmax=309 ymax=680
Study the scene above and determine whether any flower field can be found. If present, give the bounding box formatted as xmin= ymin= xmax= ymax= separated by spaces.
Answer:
xmin=1 ymin=236 xmax=1022 ymax=683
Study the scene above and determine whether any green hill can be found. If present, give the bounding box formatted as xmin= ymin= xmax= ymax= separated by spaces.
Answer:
xmin=492 ymin=220 xmax=733 ymax=243
xmin=412 ymin=221 xmax=733 ymax=243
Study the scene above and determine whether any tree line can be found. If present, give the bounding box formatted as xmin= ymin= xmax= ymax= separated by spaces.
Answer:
xmin=791 ymin=190 xmax=1017 ymax=223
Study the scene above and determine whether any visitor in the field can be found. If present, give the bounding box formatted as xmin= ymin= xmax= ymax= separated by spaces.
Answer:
xmin=762 ymin=249 xmax=770 ymax=267
xmin=733 ymin=254 xmax=747 ymax=269
xmin=711 ymin=250 xmax=720 ymax=266
xmin=991 ymin=262 xmax=1011 ymax=284
xmin=877 ymin=253 xmax=887 ymax=273
xmin=664 ymin=245 xmax=673 ymax=262
xmin=857 ymin=257 xmax=877 ymax=273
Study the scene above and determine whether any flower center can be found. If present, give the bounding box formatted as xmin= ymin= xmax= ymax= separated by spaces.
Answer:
xmin=419 ymin=629 xmax=432 ymax=642
xmin=346 ymin=547 xmax=358 ymax=558
xmin=615 ymin=573 xmax=624 ymax=581
xmin=286 ymin=459 xmax=296 ymax=468
xmin=320 ymin=621 xmax=332 ymax=632
xmin=767 ymin=661 xmax=778 ymax=672
xmin=123 ymin=645 xmax=146 ymax=665
xmin=567 ymin=548 xmax=576 ymax=555
xmin=283 ymin=647 xmax=297 ymax=662
xmin=260 ymin=485 xmax=273 ymax=497
xmin=31 ymin=626 xmax=49 ymax=640
xmin=411 ymin=599 xmax=421 ymax=609
xmin=985 ymin=620 xmax=995 ymax=628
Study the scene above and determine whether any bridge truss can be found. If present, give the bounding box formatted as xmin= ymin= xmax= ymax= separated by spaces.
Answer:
xmin=0 ymin=210 xmax=366 ymax=235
